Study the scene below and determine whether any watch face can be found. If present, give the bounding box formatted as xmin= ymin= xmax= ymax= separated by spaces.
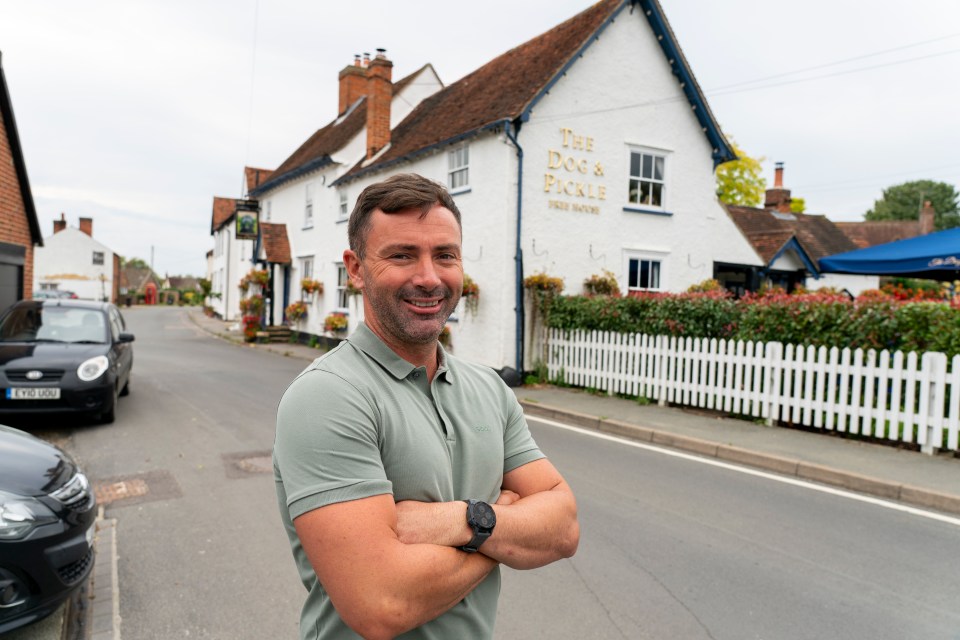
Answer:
xmin=470 ymin=501 xmax=496 ymax=531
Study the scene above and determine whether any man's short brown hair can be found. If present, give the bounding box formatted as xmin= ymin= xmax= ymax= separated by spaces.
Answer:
xmin=348 ymin=173 xmax=462 ymax=259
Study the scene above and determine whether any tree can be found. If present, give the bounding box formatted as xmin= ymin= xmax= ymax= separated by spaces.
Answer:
xmin=790 ymin=197 xmax=806 ymax=214
xmin=864 ymin=180 xmax=960 ymax=230
xmin=715 ymin=140 xmax=766 ymax=207
xmin=122 ymin=257 xmax=150 ymax=269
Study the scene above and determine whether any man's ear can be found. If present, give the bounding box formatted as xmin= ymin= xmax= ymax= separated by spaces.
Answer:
xmin=343 ymin=249 xmax=364 ymax=289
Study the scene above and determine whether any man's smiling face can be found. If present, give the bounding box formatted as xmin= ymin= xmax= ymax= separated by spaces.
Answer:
xmin=351 ymin=204 xmax=463 ymax=349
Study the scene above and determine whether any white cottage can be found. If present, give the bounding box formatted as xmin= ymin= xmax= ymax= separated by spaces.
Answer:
xmin=208 ymin=167 xmax=273 ymax=320
xmin=248 ymin=0 xmax=765 ymax=371
xmin=33 ymin=214 xmax=119 ymax=301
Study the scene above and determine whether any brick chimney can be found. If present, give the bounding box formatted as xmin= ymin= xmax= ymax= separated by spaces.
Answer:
xmin=53 ymin=212 xmax=67 ymax=234
xmin=764 ymin=161 xmax=792 ymax=214
xmin=79 ymin=217 xmax=93 ymax=237
xmin=365 ymin=48 xmax=393 ymax=160
xmin=919 ymin=200 xmax=936 ymax=235
xmin=338 ymin=54 xmax=367 ymax=115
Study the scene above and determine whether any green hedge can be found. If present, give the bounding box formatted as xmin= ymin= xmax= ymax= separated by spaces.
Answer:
xmin=544 ymin=292 xmax=960 ymax=357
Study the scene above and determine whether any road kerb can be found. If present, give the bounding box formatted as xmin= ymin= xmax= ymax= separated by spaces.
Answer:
xmin=521 ymin=401 xmax=960 ymax=516
xmin=716 ymin=445 xmax=799 ymax=476
xmin=899 ymin=485 xmax=960 ymax=514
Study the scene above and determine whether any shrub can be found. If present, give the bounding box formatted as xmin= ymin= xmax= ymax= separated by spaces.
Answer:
xmin=543 ymin=290 xmax=960 ymax=357
xmin=462 ymin=274 xmax=479 ymax=316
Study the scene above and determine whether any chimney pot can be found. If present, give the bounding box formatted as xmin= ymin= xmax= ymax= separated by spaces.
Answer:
xmin=362 ymin=52 xmax=371 ymax=67
xmin=53 ymin=213 xmax=67 ymax=234
xmin=774 ymin=161 xmax=784 ymax=188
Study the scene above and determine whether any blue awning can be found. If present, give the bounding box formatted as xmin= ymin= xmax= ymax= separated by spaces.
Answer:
xmin=820 ymin=227 xmax=960 ymax=281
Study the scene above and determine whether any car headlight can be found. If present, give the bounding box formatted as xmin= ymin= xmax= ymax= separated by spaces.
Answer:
xmin=78 ymin=355 xmax=109 ymax=382
xmin=0 ymin=490 xmax=58 ymax=540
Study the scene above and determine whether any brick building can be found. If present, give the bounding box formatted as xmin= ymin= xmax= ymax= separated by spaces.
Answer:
xmin=0 ymin=51 xmax=44 ymax=310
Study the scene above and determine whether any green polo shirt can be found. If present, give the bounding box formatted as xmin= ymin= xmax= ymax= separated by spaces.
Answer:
xmin=274 ymin=323 xmax=544 ymax=640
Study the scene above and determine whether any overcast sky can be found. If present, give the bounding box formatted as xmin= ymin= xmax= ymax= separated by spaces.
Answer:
xmin=2 ymin=0 xmax=958 ymax=276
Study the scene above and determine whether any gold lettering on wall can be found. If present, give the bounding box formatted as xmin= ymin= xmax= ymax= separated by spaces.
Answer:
xmin=544 ymin=127 xmax=606 ymax=212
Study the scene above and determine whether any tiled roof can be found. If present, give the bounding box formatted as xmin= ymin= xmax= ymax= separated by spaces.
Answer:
xmin=120 ymin=265 xmax=159 ymax=293
xmin=211 ymin=197 xmax=238 ymax=234
xmin=244 ymin=167 xmax=274 ymax=194
xmin=338 ymin=0 xmax=620 ymax=181
xmin=834 ymin=221 xmax=921 ymax=249
xmin=726 ymin=205 xmax=859 ymax=267
xmin=260 ymin=223 xmax=291 ymax=264
xmin=251 ymin=65 xmax=434 ymax=197
xmin=337 ymin=0 xmax=734 ymax=183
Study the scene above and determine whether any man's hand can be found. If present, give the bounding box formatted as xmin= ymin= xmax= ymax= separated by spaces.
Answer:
xmin=394 ymin=490 xmax=521 ymax=546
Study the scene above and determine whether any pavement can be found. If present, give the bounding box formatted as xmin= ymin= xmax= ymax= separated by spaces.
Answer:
xmin=16 ymin=307 xmax=959 ymax=639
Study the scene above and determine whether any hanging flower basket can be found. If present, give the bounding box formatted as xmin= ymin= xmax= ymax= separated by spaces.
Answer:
xmin=285 ymin=301 xmax=307 ymax=325
xmin=239 ymin=294 xmax=264 ymax=316
xmin=249 ymin=269 xmax=270 ymax=287
xmin=324 ymin=312 xmax=348 ymax=333
xmin=345 ymin=278 xmax=362 ymax=298
xmin=462 ymin=274 xmax=480 ymax=316
xmin=583 ymin=269 xmax=621 ymax=297
xmin=301 ymin=278 xmax=323 ymax=295
xmin=439 ymin=325 xmax=452 ymax=348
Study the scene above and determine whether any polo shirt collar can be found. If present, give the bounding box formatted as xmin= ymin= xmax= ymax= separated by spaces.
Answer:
xmin=349 ymin=322 xmax=454 ymax=384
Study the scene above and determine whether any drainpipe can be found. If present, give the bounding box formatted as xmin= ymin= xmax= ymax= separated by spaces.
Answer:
xmin=504 ymin=119 xmax=525 ymax=374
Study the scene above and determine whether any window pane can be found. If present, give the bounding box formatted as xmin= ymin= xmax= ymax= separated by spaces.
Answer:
xmin=640 ymin=181 xmax=651 ymax=205
xmin=628 ymin=179 xmax=640 ymax=204
xmin=640 ymin=260 xmax=650 ymax=288
xmin=630 ymin=153 xmax=641 ymax=177
xmin=642 ymin=154 xmax=653 ymax=179
xmin=651 ymin=182 xmax=662 ymax=207
xmin=462 ymin=145 xmax=469 ymax=165
xmin=628 ymin=259 xmax=639 ymax=289
xmin=654 ymin=156 xmax=664 ymax=181
xmin=650 ymin=261 xmax=660 ymax=289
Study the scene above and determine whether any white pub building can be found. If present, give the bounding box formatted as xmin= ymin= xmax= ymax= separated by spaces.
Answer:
xmin=219 ymin=0 xmax=770 ymax=372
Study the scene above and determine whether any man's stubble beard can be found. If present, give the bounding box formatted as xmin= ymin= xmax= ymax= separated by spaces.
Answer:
xmin=362 ymin=269 xmax=462 ymax=346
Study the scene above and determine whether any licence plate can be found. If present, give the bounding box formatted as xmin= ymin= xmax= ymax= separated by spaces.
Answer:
xmin=5 ymin=387 xmax=61 ymax=400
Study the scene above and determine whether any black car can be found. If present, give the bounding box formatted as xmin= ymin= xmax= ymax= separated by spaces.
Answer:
xmin=0 ymin=424 xmax=96 ymax=634
xmin=0 ymin=300 xmax=134 ymax=424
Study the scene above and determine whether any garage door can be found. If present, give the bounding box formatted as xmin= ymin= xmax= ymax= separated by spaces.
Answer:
xmin=0 ymin=242 xmax=26 ymax=313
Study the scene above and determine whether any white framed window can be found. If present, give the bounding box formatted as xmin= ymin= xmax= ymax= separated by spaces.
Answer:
xmin=304 ymin=183 xmax=314 ymax=228
xmin=265 ymin=200 xmax=272 ymax=222
xmin=623 ymin=251 xmax=665 ymax=292
xmin=339 ymin=190 xmax=349 ymax=220
xmin=448 ymin=144 xmax=469 ymax=191
xmin=336 ymin=263 xmax=349 ymax=309
xmin=627 ymin=149 xmax=666 ymax=208
xmin=92 ymin=251 xmax=104 ymax=265
xmin=300 ymin=256 xmax=314 ymax=280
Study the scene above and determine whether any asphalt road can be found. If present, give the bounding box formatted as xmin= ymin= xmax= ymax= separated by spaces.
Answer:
xmin=33 ymin=307 xmax=960 ymax=639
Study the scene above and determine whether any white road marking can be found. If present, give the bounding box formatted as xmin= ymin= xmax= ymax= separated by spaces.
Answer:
xmin=526 ymin=414 xmax=960 ymax=528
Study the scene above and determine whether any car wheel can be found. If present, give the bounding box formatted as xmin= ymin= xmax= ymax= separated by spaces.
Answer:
xmin=120 ymin=376 xmax=130 ymax=397
xmin=99 ymin=386 xmax=118 ymax=424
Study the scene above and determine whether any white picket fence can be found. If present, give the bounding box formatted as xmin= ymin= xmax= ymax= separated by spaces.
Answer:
xmin=545 ymin=328 xmax=960 ymax=454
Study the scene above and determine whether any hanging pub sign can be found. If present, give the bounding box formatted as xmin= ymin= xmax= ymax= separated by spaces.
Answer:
xmin=235 ymin=200 xmax=260 ymax=240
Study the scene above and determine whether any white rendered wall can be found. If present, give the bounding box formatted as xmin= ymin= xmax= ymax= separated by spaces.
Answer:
xmin=34 ymin=228 xmax=116 ymax=301
xmin=808 ymin=273 xmax=879 ymax=297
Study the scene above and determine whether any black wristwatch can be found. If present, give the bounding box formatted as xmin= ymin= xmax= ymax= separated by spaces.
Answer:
xmin=460 ymin=499 xmax=496 ymax=553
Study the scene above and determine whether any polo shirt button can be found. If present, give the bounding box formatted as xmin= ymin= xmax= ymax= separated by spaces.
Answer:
xmin=413 ymin=372 xmax=420 ymax=379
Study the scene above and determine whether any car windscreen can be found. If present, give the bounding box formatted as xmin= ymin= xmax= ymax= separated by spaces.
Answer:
xmin=0 ymin=306 xmax=108 ymax=343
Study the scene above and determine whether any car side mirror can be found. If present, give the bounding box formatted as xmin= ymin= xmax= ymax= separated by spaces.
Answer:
xmin=118 ymin=332 xmax=135 ymax=343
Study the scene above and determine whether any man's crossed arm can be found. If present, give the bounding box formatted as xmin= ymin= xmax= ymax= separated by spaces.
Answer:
xmin=293 ymin=458 xmax=579 ymax=639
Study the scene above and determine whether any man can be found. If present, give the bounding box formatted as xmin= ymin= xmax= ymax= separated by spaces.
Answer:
xmin=274 ymin=173 xmax=579 ymax=640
